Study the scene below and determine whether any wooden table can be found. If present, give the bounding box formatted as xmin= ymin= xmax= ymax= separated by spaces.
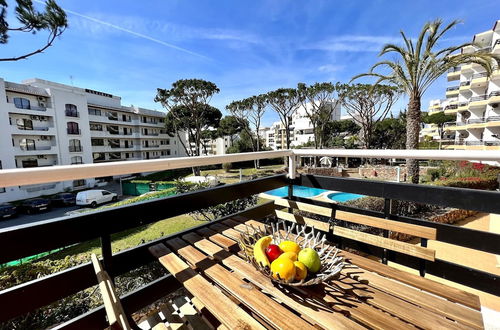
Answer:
xmin=149 ymin=217 xmax=484 ymax=330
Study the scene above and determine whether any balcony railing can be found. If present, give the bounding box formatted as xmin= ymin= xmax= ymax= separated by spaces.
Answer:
xmin=465 ymin=140 xmax=500 ymax=146
xmin=447 ymin=66 xmax=460 ymax=73
xmin=459 ymin=81 xmax=471 ymax=87
xmin=466 ymin=117 xmax=485 ymax=124
xmin=0 ymin=150 xmax=499 ymax=328
xmin=446 ymin=86 xmax=459 ymax=91
xmin=489 ymin=91 xmax=500 ymax=98
xmin=469 ymin=94 xmax=488 ymax=102
xmin=471 ymin=72 xmax=488 ymax=79
xmin=19 ymin=145 xmax=52 ymax=151
xmin=487 ymin=115 xmax=500 ymax=122
xmin=444 ymin=104 xmax=458 ymax=110
xmin=66 ymin=128 xmax=81 ymax=135
xmin=8 ymin=101 xmax=47 ymax=111
xmin=65 ymin=110 xmax=79 ymax=117
xmin=68 ymin=146 xmax=82 ymax=152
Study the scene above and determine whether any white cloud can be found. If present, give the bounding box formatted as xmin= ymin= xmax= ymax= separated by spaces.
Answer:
xmin=318 ymin=64 xmax=344 ymax=73
xmin=303 ymin=35 xmax=401 ymax=53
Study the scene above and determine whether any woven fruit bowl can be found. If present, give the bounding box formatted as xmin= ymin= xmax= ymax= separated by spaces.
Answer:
xmin=239 ymin=220 xmax=345 ymax=286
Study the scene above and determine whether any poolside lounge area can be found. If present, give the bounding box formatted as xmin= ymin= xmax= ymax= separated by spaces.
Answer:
xmin=0 ymin=149 xmax=499 ymax=329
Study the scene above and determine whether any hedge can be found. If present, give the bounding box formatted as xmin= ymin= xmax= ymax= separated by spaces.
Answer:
xmin=433 ymin=177 xmax=498 ymax=190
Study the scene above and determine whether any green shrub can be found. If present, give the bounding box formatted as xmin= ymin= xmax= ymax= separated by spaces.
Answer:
xmin=129 ymin=180 xmax=152 ymax=184
xmin=342 ymin=196 xmax=440 ymax=217
xmin=222 ymin=162 xmax=232 ymax=172
xmin=433 ymin=177 xmax=498 ymax=190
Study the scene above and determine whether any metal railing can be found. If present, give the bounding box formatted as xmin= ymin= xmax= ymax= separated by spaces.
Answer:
xmin=446 ymin=86 xmax=459 ymax=91
xmin=490 ymin=91 xmax=500 ymax=98
xmin=444 ymin=104 xmax=458 ymax=110
xmin=68 ymin=146 xmax=82 ymax=152
xmin=470 ymin=94 xmax=488 ymax=102
xmin=471 ymin=72 xmax=488 ymax=79
xmin=0 ymin=149 xmax=500 ymax=328
xmin=466 ymin=117 xmax=485 ymax=124
xmin=66 ymin=128 xmax=81 ymax=135
xmin=65 ymin=110 xmax=79 ymax=118
xmin=487 ymin=115 xmax=500 ymax=122
xmin=447 ymin=66 xmax=460 ymax=73
xmin=459 ymin=81 xmax=471 ymax=87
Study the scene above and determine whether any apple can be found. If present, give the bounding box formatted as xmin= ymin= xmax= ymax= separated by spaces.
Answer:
xmin=265 ymin=244 xmax=282 ymax=262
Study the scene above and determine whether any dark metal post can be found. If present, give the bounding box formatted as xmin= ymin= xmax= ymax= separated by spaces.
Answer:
xmin=419 ymin=238 xmax=428 ymax=277
xmin=100 ymin=234 xmax=113 ymax=282
xmin=382 ymin=198 xmax=391 ymax=264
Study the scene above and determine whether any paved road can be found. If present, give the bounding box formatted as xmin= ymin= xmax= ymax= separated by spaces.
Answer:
xmin=0 ymin=181 xmax=126 ymax=229
xmin=0 ymin=205 xmax=81 ymax=229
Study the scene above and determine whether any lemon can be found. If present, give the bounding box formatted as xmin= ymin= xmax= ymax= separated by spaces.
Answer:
xmin=278 ymin=251 xmax=298 ymax=261
xmin=294 ymin=261 xmax=308 ymax=281
xmin=278 ymin=241 xmax=301 ymax=254
xmin=270 ymin=257 xmax=296 ymax=282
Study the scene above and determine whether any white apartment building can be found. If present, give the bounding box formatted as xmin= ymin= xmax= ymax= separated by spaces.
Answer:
xmin=428 ymin=20 xmax=500 ymax=152
xmin=0 ymin=77 xmax=186 ymax=203
xmin=260 ymin=101 xmax=341 ymax=150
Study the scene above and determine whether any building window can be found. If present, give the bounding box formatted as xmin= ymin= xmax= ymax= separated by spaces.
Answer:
xmin=65 ymin=104 xmax=78 ymax=117
xmin=91 ymin=138 xmax=104 ymax=146
xmin=93 ymin=152 xmax=105 ymax=161
xmin=13 ymin=97 xmax=30 ymax=109
xmin=69 ymin=139 xmax=82 ymax=152
xmin=88 ymin=108 xmax=102 ymax=116
xmin=67 ymin=122 xmax=80 ymax=135
xmin=90 ymin=123 xmax=102 ymax=131
xmin=0 ymin=161 xmax=3 ymax=193
xmin=21 ymin=159 xmax=38 ymax=168
xmin=20 ymin=138 xmax=36 ymax=151
xmin=71 ymin=156 xmax=83 ymax=164
xmin=16 ymin=118 xmax=34 ymax=130
xmin=73 ymin=179 xmax=86 ymax=187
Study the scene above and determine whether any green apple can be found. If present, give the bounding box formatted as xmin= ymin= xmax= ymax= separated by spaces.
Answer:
xmin=298 ymin=248 xmax=321 ymax=273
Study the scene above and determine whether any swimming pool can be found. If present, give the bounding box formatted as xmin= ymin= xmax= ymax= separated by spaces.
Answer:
xmin=327 ymin=192 xmax=364 ymax=202
xmin=264 ymin=185 xmax=329 ymax=198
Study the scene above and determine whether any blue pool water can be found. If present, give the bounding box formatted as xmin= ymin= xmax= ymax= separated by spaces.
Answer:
xmin=327 ymin=192 xmax=364 ymax=202
xmin=264 ymin=185 xmax=364 ymax=202
xmin=265 ymin=185 xmax=328 ymax=198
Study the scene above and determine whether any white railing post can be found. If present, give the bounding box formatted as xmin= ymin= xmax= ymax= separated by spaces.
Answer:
xmin=288 ymin=154 xmax=297 ymax=179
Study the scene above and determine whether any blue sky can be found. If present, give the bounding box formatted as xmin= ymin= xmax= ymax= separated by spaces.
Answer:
xmin=1 ymin=0 xmax=499 ymax=126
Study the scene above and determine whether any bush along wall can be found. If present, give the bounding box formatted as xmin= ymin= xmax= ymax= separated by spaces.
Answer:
xmin=122 ymin=180 xmax=176 ymax=196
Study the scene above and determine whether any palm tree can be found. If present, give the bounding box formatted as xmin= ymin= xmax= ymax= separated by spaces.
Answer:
xmin=353 ymin=19 xmax=500 ymax=183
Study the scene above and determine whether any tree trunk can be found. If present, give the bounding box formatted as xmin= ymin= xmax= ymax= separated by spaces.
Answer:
xmin=406 ymin=94 xmax=421 ymax=184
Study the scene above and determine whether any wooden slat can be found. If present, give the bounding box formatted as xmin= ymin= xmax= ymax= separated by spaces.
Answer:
xmin=275 ymin=209 xmax=331 ymax=232
xmin=170 ymin=239 xmax=315 ymax=330
xmin=332 ymin=273 xmax=471 ymax=330
xmin=90 ymin=254 xmax=131 ymax=330
xmin=196 ymin=227 xmax=238 ymax=251
xmin=274 ymin=198 xmax=333 ymax=217
xmin=149 ymin=244 xmax=264 ymax=330
xmin=336 ymin=210 xmax=437 ymax=239
xmin=333 ymin=226 xmax=436 ymax=261
xmin=222 ymin=254 xmax=362 ymax=330
xmin=182 ymin=233 xmax=231 ymax=260
xmin=344 ymin=267 xmax=484 ymax=329
xmin=211 ymin=225 xmax=412 ymax=330
xmin=341 ymin=250 xmax=481 ymax=310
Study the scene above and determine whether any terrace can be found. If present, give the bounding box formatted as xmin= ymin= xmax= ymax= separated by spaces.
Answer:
xmin=0 ymin=149 xmax=499 ymax=329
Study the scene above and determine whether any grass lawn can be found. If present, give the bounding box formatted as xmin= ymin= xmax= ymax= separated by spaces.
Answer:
xmin=47 ymin=214 xmax=202 ymax=261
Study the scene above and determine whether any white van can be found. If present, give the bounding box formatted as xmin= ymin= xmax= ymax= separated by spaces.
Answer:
xmin=76 ymin=190 xmax=117 ymax=208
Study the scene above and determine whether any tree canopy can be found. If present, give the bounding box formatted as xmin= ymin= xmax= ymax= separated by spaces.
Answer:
xmin=155 ymin=79 xmax=221 ymax=166
xmin=352 ymin=19 xmax=500 ymax=183
xmin=0 ymin=0 xmax=67 ymax=61
xmin=265 ymin=88 xmax=301 ymax=150
xmin=297 ymin=82 xmax=342 ymax=149
xmin=338 ymin=83 xmax=400 ymax=149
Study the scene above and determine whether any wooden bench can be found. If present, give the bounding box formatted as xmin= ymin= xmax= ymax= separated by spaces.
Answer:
xmin=90 ymin=254 xmax=210 ymax=330
xmin=274 ymin=198 xmax=437 ymax=261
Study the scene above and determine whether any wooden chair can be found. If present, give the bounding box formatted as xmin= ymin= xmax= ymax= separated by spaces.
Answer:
xmin=91 ymin=254 xmax=212 ymax=330
xmin=273 ymin=198 xmax=437 ymax=262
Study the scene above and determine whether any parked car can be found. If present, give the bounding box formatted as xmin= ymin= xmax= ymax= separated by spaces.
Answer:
xmin=76 ymin=190 xmax=117 ymax=208
xmin=51 ymin=193 xmax=76 ymax=206
xmin=0 ymin=203 xmax=17 ymax=219
xmin=21 ymin=198 xmax=51 ymax=214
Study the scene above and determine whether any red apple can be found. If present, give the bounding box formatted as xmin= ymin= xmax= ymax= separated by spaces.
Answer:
xmin=265 ymin=244 xmax=282 ymax=262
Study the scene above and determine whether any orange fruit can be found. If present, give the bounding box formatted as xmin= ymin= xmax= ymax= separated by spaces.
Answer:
xmin=294 ymin=261 xmax=308 ymax=281
xmin=270 ymin=257 xmax=296 ymax=282
xmin=278 ymin=241 xmax=301 ymax=254
xmin=278 ymin=251 xmax=298 ymax=261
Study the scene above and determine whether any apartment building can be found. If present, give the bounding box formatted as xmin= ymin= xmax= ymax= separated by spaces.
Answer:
xmin=427 ymin=20 xmax=500 ymax=152
xmin=0 ymin=77 xmax=186 ymax=203
xmin=260 ymin=101 xmax=341 ymax=150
